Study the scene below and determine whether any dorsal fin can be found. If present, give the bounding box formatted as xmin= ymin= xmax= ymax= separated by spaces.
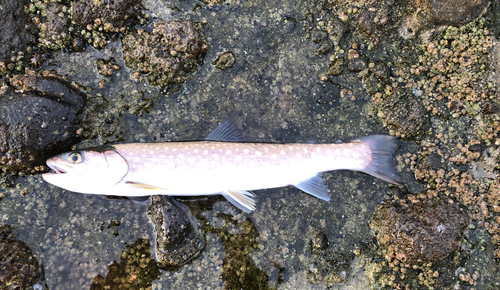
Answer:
xmin=205 ymin=118 xmax=246 ymax=142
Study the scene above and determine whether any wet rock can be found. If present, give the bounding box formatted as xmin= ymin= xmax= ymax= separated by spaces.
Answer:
xmin=0 ymin=76 xmax=86 ymax=172
xmin=282 ymin=16 xmax=296 ymax=33
xmin=316 ymin=39 xmax=334 ymax=55
xmin=371 ymin=199 xmax=468 ymax=263
xmin=0 ymin=225 xmax=40 ymax=288
xmin=310 ymin=231 xmax=329 ymax=254
xmin=72 ymin=0 xmax=140 ymax=29
xmin=310 ymin=30 xmax=328 ymax=44
xmin=147 ymin=196 xmax=205 ymax=268
xmin=327 ymin=57 xmax=345 ymax=76
xmin=0 ymin=0 xmax=32 ymax=72
xmin=39 ymin=3 xmax=71 ymax=50
xmin=212 ymin=51 xmax=236 ymax=70
xmin=122 ymin=21 xmax=208 ymax=87
xmin=358 ymin=9 xmax=375 ymax=35
xmin=371 ymin=89 xmax=430 ymax=139
xmin=429 ymin=0 xmax=489 ymax=26
xmin=326 ymin=17 xmax=346 ymax=46
xmin=348 ymin=58 xmax=367 ymax=72
xmin=90 ymin=239 xmax=160 ymax=290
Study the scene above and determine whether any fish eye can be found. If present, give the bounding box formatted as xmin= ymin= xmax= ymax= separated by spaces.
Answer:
xmin=68 ymin=152 xmax=84 ymax=164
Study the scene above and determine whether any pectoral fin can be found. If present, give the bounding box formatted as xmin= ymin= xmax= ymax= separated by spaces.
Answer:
xmin=221 ymin=190 xmax=256 ymax=213
xmin=125 ymin=181 xmax=170 ymax=191
xmin=293 ymin=174 xmax=330 ymax=201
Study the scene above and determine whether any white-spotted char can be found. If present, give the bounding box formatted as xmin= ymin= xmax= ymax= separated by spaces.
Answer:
xmin=42 ymin=119 xmax=403 ymax=212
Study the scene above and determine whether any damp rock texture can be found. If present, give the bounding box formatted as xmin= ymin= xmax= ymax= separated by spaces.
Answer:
xmin=0 ymin=225 xmax=40 ymax=289
xmin=0 ymin=0 xmax=32 ymax=73
xmin=428 ymin=0 xmax=490 ymax=26
xmin=122 ymin=21 xmax=208 ymax=87
xmin=147 ymin=195 xmax=205 ymax=268
xmin=72 ymin=0 xmax=140 ymax=30
xmin=307 ymin=231 xmax=350 ymax=285
xmin=371 ymin=199 xmax=469 ymax=263
xmin=0 ymin=76 xmax=86 ymax=172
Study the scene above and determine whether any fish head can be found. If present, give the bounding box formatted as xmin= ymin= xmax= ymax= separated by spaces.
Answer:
xmin=42 ymin=146 xmax=129 ymax=194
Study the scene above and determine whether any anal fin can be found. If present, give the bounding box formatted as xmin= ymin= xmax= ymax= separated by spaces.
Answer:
xmin=293 ymin=174 xmax=330 ymax=201
xmin=221 ymin=190 xmax=256 ymax=213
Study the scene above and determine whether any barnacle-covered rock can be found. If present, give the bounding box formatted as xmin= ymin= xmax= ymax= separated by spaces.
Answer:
xmin=0 ymin=225 xmax=40 ymax=288
xmin=371 ymin=199 xmax=468 ymax=263
xmin=0 ymin=0 xmax=32 ymax=73
xmin=122 ymin=21 xmax=208 ymax=87
xmin=72 ymin=0 xmax=140 ymax=30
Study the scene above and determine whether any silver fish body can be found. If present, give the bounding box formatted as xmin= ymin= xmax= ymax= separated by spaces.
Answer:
xmin=42 ymin=120 xmax=402 ymax=212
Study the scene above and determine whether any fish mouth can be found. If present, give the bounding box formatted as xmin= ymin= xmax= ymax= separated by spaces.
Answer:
xmin=51 ymin=166 xmax=67 ymax=174
xmin=46 ymin=158 xmax=69 ymax=174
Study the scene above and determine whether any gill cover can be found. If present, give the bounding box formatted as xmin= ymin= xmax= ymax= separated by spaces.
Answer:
xmin=42 ymin=146 xmax=129 ymax=194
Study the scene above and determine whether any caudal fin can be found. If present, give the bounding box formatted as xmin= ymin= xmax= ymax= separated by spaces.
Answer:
xmin=356 ymin=135 xmax=403 ymax=186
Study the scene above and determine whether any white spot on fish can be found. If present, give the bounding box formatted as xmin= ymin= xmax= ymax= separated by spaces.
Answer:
xmin=159 ymin=154 xmax=166 ymax=158
xmin=288 ymin=146 xmax=294 ymax=151
xmin=352 ymin=152 xmax=359 ymax=158
xmin=204 ymin=150 xmax=208 ymax=155
xmin=244 ymin=149 xmax=249 ymax=154
xmin=316 ymin=148 xmax=321 ymax=152
xmin=212 ymin=154 xmax=219 ymax=159
xmin=173 ymin=148 xmax=178 ymax=152
xmin=255 ymin=151 xmax=262 ymax=157
xmin=303 ymin=148 xmax=308 ymax=153
xmin=149 ymin=151 xmax=154 ymax=155
xmin=280 ymin=150 xmax=285 ymax=155
xmin=264 ymin=147 xmax=269 ymax=152
xmin=134 ymin=157 xmax=141 ymax=162
xmin=327 ymin=149 xmax=332 ymax=155
xmin=236 ymin=155 xmax=242 ymax=161
xmin=271 ymin=154 xmax=277 ymax=159
xmin=343 ymin=149 xmax=349 ymax=154
xmin=226 ymin=150 xmax=232 ymax=155
xmin=296 ymin=153 xmax=302 ymax=158
xmin=177 ymin=154 xmax=184 ymax=159
xmin=194 ymin=149 xmax=199 ymax=153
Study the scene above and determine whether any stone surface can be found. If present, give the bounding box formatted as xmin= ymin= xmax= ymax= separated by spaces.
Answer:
xmin=371 ymin=199 xmax=469 ymax=263
xmin=147 ymin=196 xmax=205 ymax=268
xmin=0 ymin=76 xmax=86 ymax=172
xmin=429 ymin=0 xmax=490 ymax=26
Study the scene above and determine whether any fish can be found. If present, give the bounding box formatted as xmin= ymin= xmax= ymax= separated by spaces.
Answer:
xmin=42 ymin=119 xmax=403 ymax=212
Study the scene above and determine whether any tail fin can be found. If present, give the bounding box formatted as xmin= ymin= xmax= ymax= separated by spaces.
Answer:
xmin=356 ymin=135 xmax=403 ymax=186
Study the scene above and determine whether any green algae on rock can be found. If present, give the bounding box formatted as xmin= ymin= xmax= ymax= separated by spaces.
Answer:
xmin=122 ymin=21 xmax=208 ymax=88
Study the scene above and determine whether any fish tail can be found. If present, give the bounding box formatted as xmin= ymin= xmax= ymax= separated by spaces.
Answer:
xmin=356 ymin=135 xmax=403 ymax=186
